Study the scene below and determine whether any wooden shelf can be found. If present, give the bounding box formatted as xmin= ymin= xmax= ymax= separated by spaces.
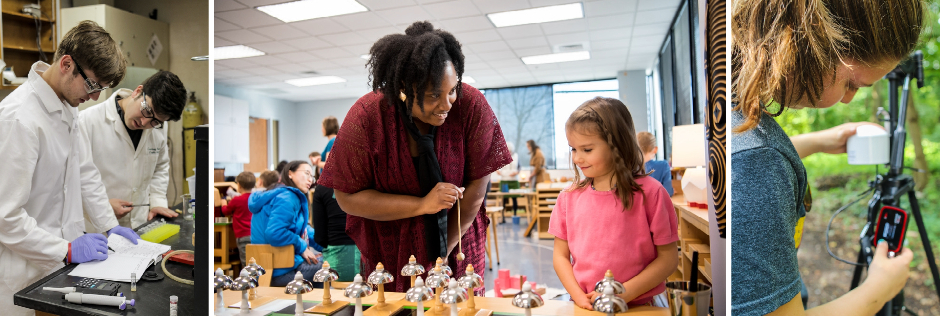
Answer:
xmin=2 ymin=9 xmax=54 ymax=22
xmin=3 ymin=44 xmax=54 ymax=53
xmin=0 ymin=85 xmax=20 ymax=90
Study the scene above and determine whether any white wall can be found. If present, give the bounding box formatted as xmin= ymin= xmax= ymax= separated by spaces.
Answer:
xmin=214 ymin=83 xmax=299 ymax=176
xmin=295 ymin=97 xmax=359 ymax=160
xmin=617 ymin=70 xmax=649 ymax=133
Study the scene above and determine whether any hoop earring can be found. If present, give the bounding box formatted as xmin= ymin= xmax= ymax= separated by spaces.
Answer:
xmin=399 ymin=91 xmax=406 ymax=102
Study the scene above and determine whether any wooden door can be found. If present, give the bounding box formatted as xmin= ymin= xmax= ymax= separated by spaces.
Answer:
xmin=243 ymin=117 xmax=268 ymax=173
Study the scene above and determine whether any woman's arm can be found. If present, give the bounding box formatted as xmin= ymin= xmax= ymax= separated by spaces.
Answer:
xmin=790 ymin=122 xmax=883 ymax=159
xmin=316 ymin=152 xmax=330 ymax=169
xmin=446 ymin=176 xmax=487 ymax=257
xmin=617 ymin=242 xmax=679 ymax=302
xmin=335 ymin=182 xmax=463 ymax=221
xmin=553 ymin=238 xmax=593 ymax=310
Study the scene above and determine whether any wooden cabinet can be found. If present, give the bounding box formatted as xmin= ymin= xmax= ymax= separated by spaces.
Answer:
xmin=534 ymin=183 xmax=567 ymax=239
xmin=1 ymin=0 xmax=58 ymax=88
xmin=671 ymin=195 xmax=713 ymax=306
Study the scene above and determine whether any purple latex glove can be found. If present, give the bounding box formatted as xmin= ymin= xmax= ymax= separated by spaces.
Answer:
xmin=107 ymin=226 xmax=139 ymax=245
xmin=70 ymin=234 xmax=108 ymax=263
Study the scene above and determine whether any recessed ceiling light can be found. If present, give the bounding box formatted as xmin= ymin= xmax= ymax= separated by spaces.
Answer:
xmin=214 ymin=45 xmax=266 ymax=60
xmin=257 ymin=0 xmax=368 ymax=23
xmin=360 ymin=54 xmax=371 ymax=60
xmin=462 ymin=76 xmax=476 ymax=83
xmin=521 ymin=51 xmax=590 ymax=65
xmin=285 ymin=76 xmax=347 ymax=87
xmin=487 ymin=3 xmax=583 ymax=28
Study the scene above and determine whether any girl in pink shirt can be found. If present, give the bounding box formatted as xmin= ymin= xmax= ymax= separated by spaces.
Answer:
xmin=549 ymin=97 xmax=679 ymax=309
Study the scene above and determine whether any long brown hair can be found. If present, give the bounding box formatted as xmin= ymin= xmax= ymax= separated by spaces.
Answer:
xmin=566 ymin=97 xmax=647 ymax=211
xmin=731 ymin=0 xmax=924 ymax=133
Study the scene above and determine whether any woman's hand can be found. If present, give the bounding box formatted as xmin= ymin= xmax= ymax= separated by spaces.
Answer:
xmin=862 ymin=241 xmax=913 ymax=299
xmin=420 ymin=182 xmax=464 ymax=215
xmin=790 ymin=122 xmax=883 ymax=158
xmin=302 ymin=248 xmax=320 ymax=265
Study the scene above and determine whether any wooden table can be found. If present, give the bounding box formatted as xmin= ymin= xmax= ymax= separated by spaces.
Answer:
xmin=217 ymin=287 xmax=669 ymax=315
xmin=487 ymin=190 xmax=536 ymax=223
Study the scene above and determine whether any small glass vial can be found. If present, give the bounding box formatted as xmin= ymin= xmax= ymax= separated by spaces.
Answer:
xmin=169 ymin=295 xmax=178 ymax=316
xmin=131 ymin=273 xmax=137 ymax=292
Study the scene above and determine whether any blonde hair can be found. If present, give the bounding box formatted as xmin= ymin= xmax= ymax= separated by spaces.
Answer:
xmin=565 ymin=97 xmax=647 ymax=211
xmin=637 ymin=132 xmax=656 ymax=154
xmin=732 ymin=0 xmax=924 ymax=133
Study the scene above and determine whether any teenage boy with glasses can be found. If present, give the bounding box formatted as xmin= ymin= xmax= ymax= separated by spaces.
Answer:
xmin=79 ymin=70 xmax=187 ymax=231
xmin=0 ymin=20 xmax=139 ymax=315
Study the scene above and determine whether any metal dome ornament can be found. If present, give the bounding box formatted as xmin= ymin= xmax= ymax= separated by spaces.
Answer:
xmin=229 ymin=269 xmax=265 ymax=316
xmin=423 ymin=264 xmax=451 ymax=316
xmin=405 ymin=276 xmax=435 ymax=316
xmin=306 ymin=261 xmax=347 ymax=315
xmin=344 ymin=274 xmax=374 ymax=316
xmin=283 ymin=272 xmax=314 ymax=316
xmin=363 ymin=262 xmax=402 ymax=316
xmin=429 ymin=257 xmax=453 ymax=278
xmin=213 ymin=268 xmax=233 ymax=315
xmin=401 ymin=255 xmax=426 ymax=287
xmin=243 ymin=257 xmax=275 ymax=306
xmin=592 ymin=284 xmax=628 ymax=316
xmin=439 ymin=279 xmax=468 ymax=316
xmin=593 ymin=270 xmax=626 ymax=295
xmin=456 ymin=264 xmax=490 ymax=316
xmin=512 ymin=282 xmax=544 ymax=316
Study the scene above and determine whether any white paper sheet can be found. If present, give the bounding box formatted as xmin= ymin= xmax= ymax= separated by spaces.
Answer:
xmin=67 ymin=235 xmax=172 ymax=282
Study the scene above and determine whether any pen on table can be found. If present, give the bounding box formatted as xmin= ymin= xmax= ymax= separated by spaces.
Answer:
xmin=128 ymin=204 xmax=149 ymax=207
xmin=108 ymin=246 xmax=115 ymax=253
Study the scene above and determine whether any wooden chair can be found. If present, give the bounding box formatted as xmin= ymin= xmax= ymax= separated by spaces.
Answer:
xmin=244 ymin=244 xmax=295 ymax=287
xmin=484 ymin=207 xmax=502 ymax=270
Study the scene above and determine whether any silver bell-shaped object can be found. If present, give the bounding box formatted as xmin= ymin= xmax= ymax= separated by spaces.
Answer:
xmin=213 ymin=268 xmax=233 ymax=315
xmin=405 ymin=276 xmax=435 ymax=316
xmin=439 ymin=279 xmax=468 ymax=316
xmin=284 ymin=272 xmax=314 ymax=316
xmin=594 ymin=270 xmax=626 ymax=295
xmin=367 ymin=262 xmax=395 ymax=307
xmin=401 ymin=255 xmax=426 ymax=287
xmin=512 ymin=282 xmax=544 ymax=316
xmin=344 ymin=274 xmax=373 ymax=316
xmin=457 ymin=264 xmax=484 ymax=312
xmin=593 ymin=284 xmax=628 ymax=316
xmin=231 ymin=270 xmax=259 ymax=313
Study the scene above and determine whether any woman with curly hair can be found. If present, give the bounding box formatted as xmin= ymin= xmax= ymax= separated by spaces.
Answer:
xmin=318 ymin=21 xmax=511 ymax=293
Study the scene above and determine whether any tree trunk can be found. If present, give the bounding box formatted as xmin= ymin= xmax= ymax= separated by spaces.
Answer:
xmin=906 ymin=95 xmax=929 ymax=191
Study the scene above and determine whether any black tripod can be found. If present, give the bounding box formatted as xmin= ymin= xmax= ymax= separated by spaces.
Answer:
xmin=846 ymin=51 xmax=940 ymax=315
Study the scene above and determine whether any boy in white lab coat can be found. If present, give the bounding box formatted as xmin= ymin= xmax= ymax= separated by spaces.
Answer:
xmin=79 ymin=71 xmax=185 ymax=231
xmin=0 ymin=21 xmax=140 ymax=316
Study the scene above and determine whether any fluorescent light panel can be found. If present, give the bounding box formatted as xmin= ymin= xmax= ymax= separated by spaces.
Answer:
xmin=214 ymin=45 xmax=266 ymax=60
xmin=285 ymin=76 xmax=346 ymax=87
xmin=521 ymin=51 xmax=590 ymax=65
xmin=257 ymin=0 xmax=367 ymax=23
xmin=487 ymin=3 xmax=583 ymax=28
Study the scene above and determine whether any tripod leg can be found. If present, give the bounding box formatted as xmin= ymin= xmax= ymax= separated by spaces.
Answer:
xmin=907 ymin=191 xmax=940 ymax=297
xmin=851 ymin=243 xmax=868 ymax=290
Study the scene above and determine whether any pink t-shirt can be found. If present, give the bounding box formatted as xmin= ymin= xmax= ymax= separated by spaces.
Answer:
xmin=548 ymin=176 xmax=679 ymax=305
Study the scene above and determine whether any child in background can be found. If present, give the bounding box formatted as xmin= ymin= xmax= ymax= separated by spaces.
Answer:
xmin=550 ymin=97 xmax=678 ymax=309
xmin=222 ymin=172 xmax=256 ymax=264
xmin=255 ymin=170 xmax=279 ymax=193
xmin=637 ymin=132 xmax=674 ymax=196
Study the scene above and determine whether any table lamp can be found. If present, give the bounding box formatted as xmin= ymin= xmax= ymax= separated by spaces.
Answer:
xmin=671 ymin=124 xmax=708 ymax=207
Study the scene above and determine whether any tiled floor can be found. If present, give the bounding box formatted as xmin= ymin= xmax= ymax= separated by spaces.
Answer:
xmin=481 ymin=214 xmax=565 ymax=295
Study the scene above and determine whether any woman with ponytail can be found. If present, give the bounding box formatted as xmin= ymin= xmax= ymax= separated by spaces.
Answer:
xmin=731 ymin=0 xmax=925 ymax=314
xmin=317 ymin=21 xmax=511 ymax=293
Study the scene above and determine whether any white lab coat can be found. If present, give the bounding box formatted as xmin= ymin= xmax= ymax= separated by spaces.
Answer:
xmin=0 ymin=62 xmax=119 ymax=316
xmin=79 ymin=89 xmax=170 ymax=231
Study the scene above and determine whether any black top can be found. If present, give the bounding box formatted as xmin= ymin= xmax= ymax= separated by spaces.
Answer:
xmin=312 ymin=186 xmax=355 ymax=246
xmin=115 ymin=96 xmax=143 ymax=149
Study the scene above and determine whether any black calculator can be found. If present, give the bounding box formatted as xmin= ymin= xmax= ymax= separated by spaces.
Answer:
xmin=74 ymin=278 xmax=121 ymax=296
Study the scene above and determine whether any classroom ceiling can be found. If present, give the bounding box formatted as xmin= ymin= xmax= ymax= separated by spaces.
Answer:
xmin=214 ymin=0 xmax=681 ymax=102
